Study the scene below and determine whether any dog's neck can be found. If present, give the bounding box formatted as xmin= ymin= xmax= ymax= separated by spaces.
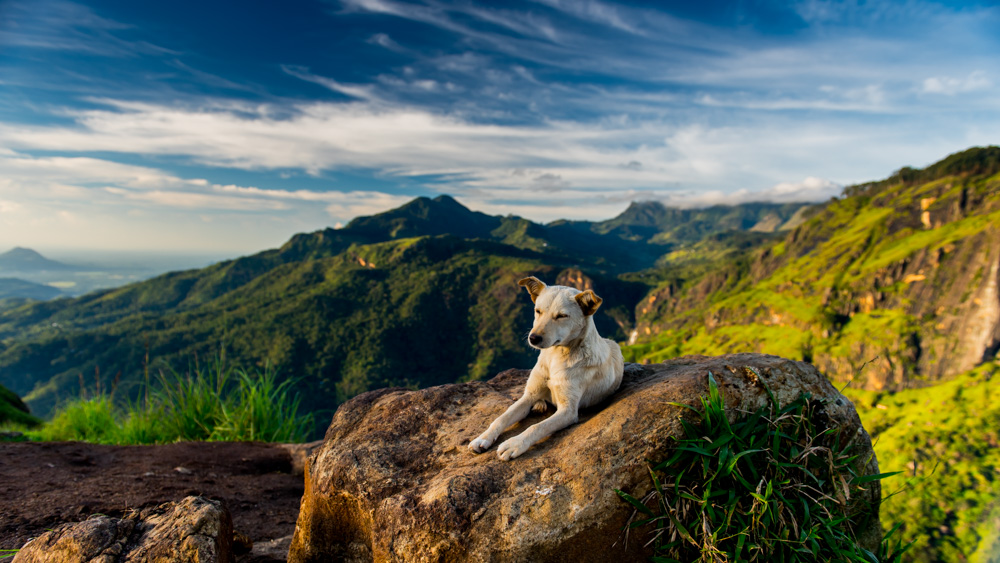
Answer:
xmin=549 ymin=316 xmax=608 ymax=367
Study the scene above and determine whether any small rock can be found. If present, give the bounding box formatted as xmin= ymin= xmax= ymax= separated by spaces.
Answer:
xmin=173 ymin=466 xmax=192 ymax=475
xmin=13 ymin=496 xmax=235 ymax=563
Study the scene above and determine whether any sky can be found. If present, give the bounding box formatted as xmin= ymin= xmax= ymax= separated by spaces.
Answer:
xmin=0 ymin=0 xmax=998 ymax=254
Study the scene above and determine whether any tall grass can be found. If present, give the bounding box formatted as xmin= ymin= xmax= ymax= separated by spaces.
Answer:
xmin=616 ymin=372 xmax=910 ymax=562
xmin=21 ymin=359 xmax=312 ymax=444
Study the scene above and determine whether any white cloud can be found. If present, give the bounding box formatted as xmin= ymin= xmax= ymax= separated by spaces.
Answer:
xmin=0 ymin=199 xmax=23 ymax=213
xmin=0 ymin=150 xmax=414 ymax=251
xmin=761 ymin=177 xmax=841 ymax=201
xmin=0 ymin=95 xmax=994 ymax=222
xmin=922 ymin=71 xmax=992 ymax=95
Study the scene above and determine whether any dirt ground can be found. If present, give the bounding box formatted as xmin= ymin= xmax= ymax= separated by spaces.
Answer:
xmin=0 ymin=440 xmax=306 ymax=562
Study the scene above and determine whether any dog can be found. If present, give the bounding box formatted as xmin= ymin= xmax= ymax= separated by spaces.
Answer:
xmin=469 ymin=276 xmax=624 ymax=460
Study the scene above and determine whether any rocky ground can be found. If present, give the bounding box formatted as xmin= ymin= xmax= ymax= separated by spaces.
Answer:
xmin=0 ymin=440 xmax=307 ymax=562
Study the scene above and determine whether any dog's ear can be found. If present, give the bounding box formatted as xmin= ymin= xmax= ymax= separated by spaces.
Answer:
xmin=517 ymin=277 xmax=546 ymax=303
xmin=575 ymin=289 xmax=603 ymax=316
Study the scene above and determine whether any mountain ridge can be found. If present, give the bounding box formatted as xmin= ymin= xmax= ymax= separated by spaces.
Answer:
xmin=0 ymin=196 xmax=807 ymax=420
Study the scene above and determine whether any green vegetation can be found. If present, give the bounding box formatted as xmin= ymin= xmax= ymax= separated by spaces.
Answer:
xmin=0 ymin=382 xmax=40 ymax=428
xmin=6 ymin=358 xmax=312 ymax=444
xmin=617 ymin=373 xmax=907 ymax=562
xmin=846 ymin=362 xmax=1000 ymax=563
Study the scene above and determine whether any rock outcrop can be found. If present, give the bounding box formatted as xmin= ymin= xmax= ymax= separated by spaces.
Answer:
xmin=289 ymin=354 xmax=882 ymax=562
xmin=13 ymin=496 xmax=235 ymax=563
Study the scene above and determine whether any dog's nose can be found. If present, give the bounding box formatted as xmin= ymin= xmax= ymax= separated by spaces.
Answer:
xmin=528 ymin=333 xmax=542 ymax=346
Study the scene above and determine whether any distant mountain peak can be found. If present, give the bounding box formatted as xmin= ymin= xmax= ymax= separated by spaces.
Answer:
xmin=2 ymin=247 xmax=45 ymax=259
xmin=432 ymin=194 xmax=460 ymax=204
xmin=0 ymin=247 xmax=72 ymax=272
xmin=403 ymin=194 xmax=470 ymax=213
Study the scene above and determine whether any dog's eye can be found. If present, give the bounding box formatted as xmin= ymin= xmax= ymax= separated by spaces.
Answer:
xmin=534 ymin=309 xmax=541 ymax=315
xmin=554 ymin=313 xmax=568 ymax=319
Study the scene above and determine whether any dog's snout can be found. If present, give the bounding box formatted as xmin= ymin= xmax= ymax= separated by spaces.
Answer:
xmin=528 ymin=333 xmax=543 ymax=346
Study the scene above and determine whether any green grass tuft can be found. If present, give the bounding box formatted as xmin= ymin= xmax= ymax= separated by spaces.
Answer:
xmin=618 ymin=372 xmax=909 ymax=562
xmin=20 ymin=358 xmax=312 ymax=444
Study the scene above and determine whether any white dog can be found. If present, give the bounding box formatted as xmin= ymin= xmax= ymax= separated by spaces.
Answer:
xmin=469 ymin=277 xmax=624 ymax=460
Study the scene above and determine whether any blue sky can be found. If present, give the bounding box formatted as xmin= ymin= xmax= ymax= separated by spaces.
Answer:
xmin=0 ymin=0 xmax=997 ymax=253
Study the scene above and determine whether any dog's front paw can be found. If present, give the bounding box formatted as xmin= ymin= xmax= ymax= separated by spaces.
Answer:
xmin=497 ymin=436 xmax=529 ymax=461
xmin=531 ymin=400 xmax=548 ymax=413
xmin=468 ymin=437 xmax=493 ymax=454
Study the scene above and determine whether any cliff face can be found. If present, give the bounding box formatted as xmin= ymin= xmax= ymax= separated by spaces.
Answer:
xmin=628 ymin=147 xmax=1000 ymax=390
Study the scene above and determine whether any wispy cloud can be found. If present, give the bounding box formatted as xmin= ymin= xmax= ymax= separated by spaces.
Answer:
xmin=0 ymin=0 xmax=176 ymax=57
xmin=530 ymin=0 xmax=643 ymax=35
xmin=282 ymin=65 xmax=381 ymax=101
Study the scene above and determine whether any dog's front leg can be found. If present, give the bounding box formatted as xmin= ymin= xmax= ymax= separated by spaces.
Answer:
xmin=496 ymin=404 xmax=579 ymax=461
xmin=469 ymin=394 xmax=535 ymax=454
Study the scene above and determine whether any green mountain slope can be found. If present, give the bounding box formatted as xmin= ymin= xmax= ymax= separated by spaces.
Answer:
xmin=0 ymin=236 xmax=645 ymax=420
xmin=625 ymin=146 xmax=1000 ymax=390
xmin=0 ymin=278 xmax=62 ymax=301
xmin=846 ymin=361 xmax=1000 ymax=563
xmin=0 ymin=237 xmax=528 ymax=417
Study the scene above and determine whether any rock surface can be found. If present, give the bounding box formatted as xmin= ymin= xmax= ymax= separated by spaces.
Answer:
xmin=13 ymin=496 xmax=234 ymax=563
xmin=289 ymin=354 xmax=882 ymax=562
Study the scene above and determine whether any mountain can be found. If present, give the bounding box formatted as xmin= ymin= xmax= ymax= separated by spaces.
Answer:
xmin=0 ymin=195 xmax=804 ymax=421
xmin=625 ymin=146 xmax=1000 ymax=390
xmin=0 ymin=278 xmax=61 ymax=301
xmin=0 ymin=248 xmax=74 ymax=273
xmin=281 ymin=195 xmax=808 ymax=272
xmin=590 ymin=200 xmax=810 ymax=244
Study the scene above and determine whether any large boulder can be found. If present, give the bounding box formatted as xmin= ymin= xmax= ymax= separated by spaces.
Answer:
xmin=13 ymin=496 xmax=235 ymax=563
xmin=288 ymin=354 xmax=882 ymax=562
